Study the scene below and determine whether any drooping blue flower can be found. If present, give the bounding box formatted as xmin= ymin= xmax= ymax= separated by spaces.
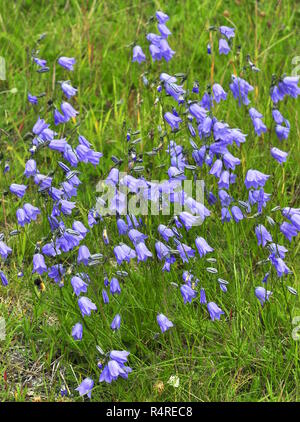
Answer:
xmin=110 ymin=277 xmax=121 ymax=295
xmin=195 ymin=237 xmax=214 ymax=257
xmin=245 ymin=169 xmax=270 ymax=189
xmin=176 ymin=242 xmax=195 ymax=263
xmin=77 ymin=245 xmax=91 ymax=265
xmin=28 ymin=93 xmax=38 ymax=104
xmin=10 ymin=183 xmax=27 ymax=198
xmin=32 ymin=253 xmax=47 ymax=275
xmin=132 ymin=46 xmax=146 ymax=64
xmin=164 ymin=111 xmax=182 ymax=130
xmin=16 ymin=208 xmax=30 ymax=227
xmin=48 ymin=264 xmax=65 ymax=283
xmin=255 ymin=224 xmax=272 ymax=247
xmin=158 ymin=224 xmax=174 ymax=242
xmin=111 ymin=314 xmax=121 ymax=331
xmin=157 ymin=313 xmax=173 ymax=333
xmin=207 ymin=302 xmax=224 ymax=320
xmin=159 ymin=38 xmax=175 ymax=61
xmin=75 ymin=377 xmax=94 ymax=398
xmin=269 ymin=255 xmax=291 ymax=277
xmin=200 ymin=288 xmax=206 ymax=304
xmin=72 ymin=323 xmax=83 ymax=340
xmin=58 ymin=56 xmax=76 ymax=71
xmin=61 ymin=102 xmax=78 ymax=121
xmin=102 ymin=288 xmax=109 ymax=304
xmin=71 ymin=276 xmax=88 ymax=296
xmin=255 ymin=287 xmax=272 ymax=306
xmin=158 ymin=23 xmax=171 ymax=38
xmin=180 ymin=284 xmax=197 ymax=304
xmin=229 ymin=75 xmax=254 ymax=106
xmin=219 ymin=38 xmax=230 ymax=55
xmin=0 ymin=271 xmax=8 ymax=286
xmin=61 ymin=81 xmax=78 ymax=98
xmin=219 ymin=26 xmax=235 ymax=39
xmin=271 ymin=147 xmax=288 ymax=164
xmin=78 ymin=296 xmax=97 ymax=317
xmin=156 ymin=10 xmax=169 ymax=24
xmin=231 ymin=205 xmax=244 ymax=222
xmin=135 ymin=242 xmax=153 ymax=262
xmin=212 ymin=83 xmax=227 ymax=103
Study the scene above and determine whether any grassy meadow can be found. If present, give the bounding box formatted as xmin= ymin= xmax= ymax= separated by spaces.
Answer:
xmin=0 ymin=0 xmax=299 ymax=402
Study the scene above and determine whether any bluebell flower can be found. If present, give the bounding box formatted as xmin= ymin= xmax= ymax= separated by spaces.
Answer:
xmin=212 ymin=83 xmax=227 ymax=103
xmin=189 ymin=103 xmax=207 ymax=122
xmin=268 ymin=243 xmax=288 ymax=259
xmin=230 ymin=75 xmax=254 ymax=106
xmin=180 ymin=284 xmax=197 ymax=304
xmin=231 ymin=205 xmax=244 ymax=222
xmin=179 ymin=212 xmax=200 ymax=230
xmin=61 ymin=81 xmax=78 ymax=98
xmin=207 ymin=43 xmax=211 ymax=54
xmin=291 ymin=213 xmax=300 ymax=230
xmin=157 ymin=313 xmax=173 ymax=333
xmin=49 ymin=138 xmax=68 ymax=152
xmin=58 ymin=56 xmax=76 ymax=71
xmin=72 ymin=323 xmax=83 ymax=340
xmin=0 ymin=271 xmax=8 ymax=286
xmin=200 ymin=288 xmax=206 ymax=304
xmin=223 ymin=152 xmax=241 ymax=170
xmin=195 ymin=237 xmax=214 ymax=257
xmin=72 ymin=221 xmax=89 ymax=239
xmin=176 ymin=242 xmax=195 ymax=263
xmin=61 ymin=102 xmax=78 ymax=121
xmin=275 ymin=122 xmax=290 ymax=140
xmin=269 ymin=255 xmax=291 ymax=277
xmin=135 ymin=242 xmax=153 ymax=262
xmin=132 ymin=46 xmax=146 ymax=64
xmin=255 ymin=287 xmax=272 ymax=306
xmin=28 ymin=93 xmax=38 ymax=104
xmin=221 ymin=207 xmax=232 ymax=223
xmin=54 ymin=109 xmax=66 ymax=125
xmin=34 ymin=57 xmax=47 ymax=67
xmin=218 ymin=170 xmax=230 ymax=190
xmin=210 ymin=159 xmax=223 ymax=178
xmin=149 ymin=44 xmax=162 ymax=61
xmin=155 ymin=241 xmax=170 ymax=261
xmin=219 ymin=26 xmax=235 ymax=39
xmin=271 ymin=147 xmax=288 ymax=164
xmin=32 ymin=253 xmax=47 ymax=275
xmin=158 ymin=224 xmax=174 ymax=242
xmin=60 ymin=199 xmax=76 ymax=215
xmin=78 ymin=296 xmax=97 ymax=317
xmin=106 ymin=168 xmax=119 ymax=186
xmin=111 ymin=314 xmax=121 ymax=331
xmin=10 ymin=183 xmax=27 ymax=198
xmin=207 ymin=302 xmax=224 ymax=320
xmin=48 ymin=264 xmax=65 ymax=283
xmin=71 ymin=276 xmax=88 ymax=296
xmin=156 ymin=10 xmax=169 ymax=24
xmin=147 ymin=33 xmax=162 ymax=46
xmin=255 ymin=224 xmax=272 ymax=247
xmin=158 ymin=23 xmax=171 ymax=38
xmin=164 ymin=111 xmax=182 ymax=130
xmin=219 ymin=38 xmax=230 ymax=55
xmin=114 ymin=244 xmax=136 ymax=265
xmin=110 ymin=277 xmax=121 ymax=295
xmin=24 ymin=159 xmax=37 ymax=178
xmin=102 ymin=289 xmax=109 ymax=304
xmin=77 ymin=245 xmax=91 ymax=265
xmin=128 ymin=229 xmax=148 ymax=246
xmin=32 ymin=117 xmax=49 ymax=135
xmin=42 ymin=242 xmax=61 ymax=257
xmin=16 ymin=208 xmax=30 ymax=227
xmin=245 ymin=169 xmax=270 ymax=189
xmin=159 ymin=39 xmax=175 ymax=61
xmin=75 ymin=378 xmax=94 ymax=398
